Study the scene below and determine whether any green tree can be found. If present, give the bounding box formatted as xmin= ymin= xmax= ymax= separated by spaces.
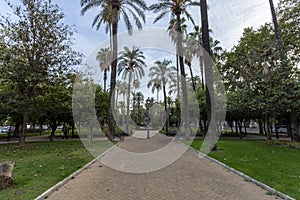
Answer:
xmin=117 ymin=46 xmax=146 ymax=132
xmin=81 ymin=0 xmax=147 ymax=140
xmin=148 ymin=59 xmax=176 ymax=134
xmin=96 ymin=47 xmax=111 ymax=91
xmin=0 ymin=0 xmax=81 ymax=145
xmin=269 ymin=0 xmax=300 ymax=141
xmin=150 ymin=0 xmax=200 ymax=138
xmin=133 ymin=91 xmax=144 ymax=124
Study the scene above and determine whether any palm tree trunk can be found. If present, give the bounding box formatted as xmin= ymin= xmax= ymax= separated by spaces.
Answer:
xmin=163 ymin=83 xmax=169 ymax=134
xmin=107 ymin=4 xmax=119 ymax=142
xmin=201 ymin=0 xmax=217 ymax=151
xmin=126 ymin=73 xmax=132 ymax=133
xmin=104 ymin=69 xmax=107 ymax=91
xmin=115 ymin=88 xmax=119 ymax=108
xmin=268 ymin=0 xmax=299 ymax=141
xmin=176 ymin=13 xmax=189 ymax=139
xmin=188 ymin=62 xmax=196 ymax=91
xmin=176 ymin=55 xmax=180 ymax=99
xmin=200 ymin=55 xmax=205 ymax=90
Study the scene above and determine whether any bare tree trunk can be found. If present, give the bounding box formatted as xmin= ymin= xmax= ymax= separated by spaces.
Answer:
xmin=290 ymin=111 xmax=300 ymax=142
xmin=188 ymin=63 xmax=196 ymax=91
xmin=258 ymin=119 xmax=264 ymax=134
xmin=264 ymin=116 xmax=272 ymax=140
xmin=50 ymin=121 xmax=57 ymax=142
xmin=201 ymin=0 xmax=217 ymax=151
xmin=176 ymin=13 xmax=189 ymax=139
xmin=126 ymin=73 xmax=132 ymax=133
xmin=19 ymin=111 xmax=28 ymax=146
xmin=163 ymin=84 xmax=169 ymax=134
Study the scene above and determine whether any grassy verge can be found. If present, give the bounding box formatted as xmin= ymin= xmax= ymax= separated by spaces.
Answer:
xmin=0 ymin=140 xmax=112 ymax=200
xmin=187 ymin=139 xmax=300 ymax=199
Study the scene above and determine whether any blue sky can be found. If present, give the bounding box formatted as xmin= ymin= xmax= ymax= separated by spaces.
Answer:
xmin=0 ymin=0 xmax=279 ymax=57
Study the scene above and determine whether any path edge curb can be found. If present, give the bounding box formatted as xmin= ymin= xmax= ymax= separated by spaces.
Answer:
xmin=35 ymin=141 xmax=120 ymax=200
xmin=177 ymin=141 xmax=295 ymax=200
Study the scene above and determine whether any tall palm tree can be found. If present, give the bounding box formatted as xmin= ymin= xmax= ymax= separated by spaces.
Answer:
xmin=117 ymin=46 xmax=146 ymax=132
xmin=134 ymin=91 xmax=144 ymax=123
xmin=96 ymin=47 xmax=111 ymax=91
xmin=268 ymin=0 xmax=299 ymax=141
xmin=148 ymin=78 xmax=162 ymax=102
xmin=81 ymin=0 xmax=147 ymax=141
xmin=148 ymin=59 xmax=176 ymax=134
xmin=200 ymin=0 xmax=217 ymax=150
xmin=183 ymin=34 xmax=199 ymax=91
xmin=167 ymin=17 xmax=188 ymax=99
xmin=150 ymin=0 xmax=200 ymax=138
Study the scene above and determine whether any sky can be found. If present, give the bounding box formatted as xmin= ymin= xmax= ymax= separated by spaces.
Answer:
xmin=0 ymin=0 xmax=280 ymax=101
xmin=0 ymin=0 xmax=280 ymax=57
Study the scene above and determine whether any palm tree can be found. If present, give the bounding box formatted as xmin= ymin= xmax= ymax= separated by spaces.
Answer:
xmin=211 ymin=39 xmax=223 ymax=61
xmin=148 ymin=59 xmax=176 ymax=134
xmin=134 ymin=91 xmax=144 ymax=123
xmin=183 ymin=34 xmax=199 ymax=91
xmin=200 ymin=0 xmax=217 ymax=150
xmin=96 ymin=47 xmax=111 ymax=91
xmin=81 ymin=0 xmax=147 ymax=140
xmin=117 ymin=46 xmax=146 ymax=132
xmin=133 ymin=79 xmax=140 ymax=91
xmin=268 ymin=0 xmax=298 ymax=141
xmin=150 ymin=0 xmax=200 ymax=138
xmin=167 ymin=17 xmax=188 ymax=99
xmin=147 ymin=78 xmax=162 ymax=102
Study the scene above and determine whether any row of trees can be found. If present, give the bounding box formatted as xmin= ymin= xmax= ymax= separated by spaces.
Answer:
xmin=81 ymin=0 xmax=217 ymax=143
xmin=218 ymin=0 xmax=300 ymax=141
xmin=92 ymin=0 xmax=299 ymax=142
xmin=0 ymin=0 xmax=82 ymax=145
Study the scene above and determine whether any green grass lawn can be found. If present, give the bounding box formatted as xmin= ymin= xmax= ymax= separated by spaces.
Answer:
xmin=0 ymin=131 xmax=50 ymax=141
xmin=188 ymin=139 xmax=300 ymax=199
xmin=0 ymin=140 xmax=112 ymax=200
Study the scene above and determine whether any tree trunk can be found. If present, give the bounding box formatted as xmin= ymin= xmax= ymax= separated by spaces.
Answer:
xmin=104 ymin=69 xmax=107 ymax=91
xmin=201 ymin=0 xmax=217 ymax=151
xmin=50 ymin=121 xmax=57 ymax=142
xmin=243 ymin=121 xmax=247 ymax=135
xmin=235 ymin=121 xmax=239 ymax=134
xmin=188 ymin=63 xmax=196 ymax=91
xmin=107 ymin=4 xmax=119 ymax=142
xmin=163 ymin=84 xmax=169 ymax=134
xmin=176 ymin=13 xmax=189 ymax=139
xmin=258 ymin=119 xmax=264 ymax=134
xmin=264 ymin=116 xmax=272 ymax=140
xmin=230 ymin=122 xmax=234 ymax=133
xmin=126 ymin=72 xmax=132 ymax=133
xmin=39 ymin=124 xmax=43 ymax=135
xmin=238 ymin=121 xmax=243 ymax=139
xmin=176 ymin=55 xmax=180 ymax=99
xmin=116 ymin=89 xmax=119 ymax=108
xmin=19 ymin=111 xmax=28 ymax=146
xmin=290 ymin=111 xmax=300 ymax=142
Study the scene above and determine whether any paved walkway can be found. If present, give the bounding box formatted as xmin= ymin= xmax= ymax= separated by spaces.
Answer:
xmin=42 ymin=131 xmax=281 ymax=200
